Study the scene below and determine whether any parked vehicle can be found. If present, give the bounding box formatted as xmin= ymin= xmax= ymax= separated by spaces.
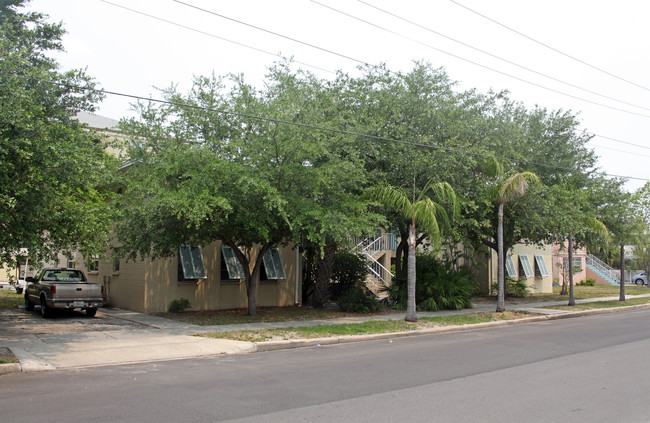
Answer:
xmin=14 ymin=279 xmax=26 ymax=294
xmin=632 ymin=271 xmax=647 ymax=286
xmin=24 ymin=268 xmax=103 ymax=317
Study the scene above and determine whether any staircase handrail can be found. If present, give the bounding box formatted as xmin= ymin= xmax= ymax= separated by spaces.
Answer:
xmin=586 ymin=254 xmax=620 ymax=283
xmin=364 ymin=251 xmax=394 ymax=282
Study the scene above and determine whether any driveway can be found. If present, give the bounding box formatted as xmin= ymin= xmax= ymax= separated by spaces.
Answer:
xmin=0 ymin=306 xmax=151 ymax=336
xmin=0 ymin=306 xmax=255 ymax=371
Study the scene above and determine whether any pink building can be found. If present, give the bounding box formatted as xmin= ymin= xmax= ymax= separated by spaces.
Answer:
xmin=551 ymin=241 xmax=588 ymax=287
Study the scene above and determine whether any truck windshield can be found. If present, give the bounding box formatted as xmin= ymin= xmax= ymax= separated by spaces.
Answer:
xmin=41 ymin=270 xmax=86 ymax=282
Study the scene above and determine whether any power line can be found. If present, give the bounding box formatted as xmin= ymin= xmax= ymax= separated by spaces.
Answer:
xmin=104 ymin=0 xmax=650 ymax=154
xmin=39 ymin=77 xmax=644 ymax=183
xmin=357 ymin=0 xmax=650 ymax=113
xmin=102 ymin=87 xmax=650 ymax=182
xmin=99 ymin=0 xmax=335 ymax=75
xmin=590 ymin=143 xmax=650 ymax=159
xmin=310 ymin=0 xmax=650 ymax=119
xmin=449 ymin=0 xmax=650 ymax=93
xmin=587 ymin=132 xmax=650 ymax=151
xmin=171 ymin=0 xmax=372 ymax=69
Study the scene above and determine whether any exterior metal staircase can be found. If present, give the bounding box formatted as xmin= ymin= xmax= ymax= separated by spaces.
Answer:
xmin=353 ymin=233 xmax=397 ymax=291
xmin=585 ymin=254 xmax=620 ymax=286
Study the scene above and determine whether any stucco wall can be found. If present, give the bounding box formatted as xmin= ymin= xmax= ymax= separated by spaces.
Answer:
xmin=486 ymin=243 xmax=554 ymax=294
xmin=94 ymin=241 xmax=301 ymax=314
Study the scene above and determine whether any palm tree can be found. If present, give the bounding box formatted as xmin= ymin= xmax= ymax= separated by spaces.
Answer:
xmin=493 ymin=172 xmax=539 ymax=312
xmin=368 ymin=181 xmax=459 ymax=322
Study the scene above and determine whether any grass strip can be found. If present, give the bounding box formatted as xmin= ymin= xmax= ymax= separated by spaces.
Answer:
xmin=0 ymin=289 xmax=22 ymax=309
xmin=199 ymin=311 xmax=532 ymax=342
xmin=543 ymin=297 xmax=650 ymax=311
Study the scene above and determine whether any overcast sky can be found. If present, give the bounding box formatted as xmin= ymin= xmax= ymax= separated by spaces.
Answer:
xmin=27 ymin=0 xmax=650 ymax=191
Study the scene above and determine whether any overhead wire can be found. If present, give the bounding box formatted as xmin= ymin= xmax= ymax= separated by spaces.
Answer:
xmin=356 ymin=0 xmax=650 ymax=113
xmin=101 ymin=0 xmax=650 ymax=151
xmin=98 ymin=0 xmax=335 ymax=75
xmin=35 ymin=76 xmax=645 ymax=182
xmin=309 ymin=0 xmax=650 ymax=119
xmin=587 ymin=133 xmax=650 ymax=151
xmin=448 ymin=0 xmax=650 ymax=93
xmin=589 ymin=143 xmax=650 ymax=159
xmin=171 ymin=0 xmax=373 ymax=69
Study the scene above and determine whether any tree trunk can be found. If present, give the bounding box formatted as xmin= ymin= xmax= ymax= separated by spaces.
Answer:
xmin=247 ymin=271 xmax=258 ymax=316
xmin=496 ymin=202 xmax=505 ymax=312
xmin=619 ymin=242 xmax=626 ymax=301
xmin=568 ymin=234 xmax=575 ymax=306
xmin=313 ymin=244 xmax=337 ymax=307
xmin=405 ymin=221 xmax=417 ymax=322
xmin=233 ymin=243 xmax=270 ymax=317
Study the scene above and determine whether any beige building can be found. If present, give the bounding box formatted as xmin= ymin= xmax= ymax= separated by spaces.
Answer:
xmin=73 ymin=113 xmax=303 ymax=313
xmin=475 ymin=243 xmax=554 ymax=295
xmin=82 ymin=241 xmax=301 ymax=313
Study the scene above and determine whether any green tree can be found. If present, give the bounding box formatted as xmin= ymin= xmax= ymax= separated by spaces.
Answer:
xmin=115 ymin=66 xmax=377 ymax=315
xmin=0 ymin=1 xmax=115 ymax=264
xmin=368 ymin=181 xmax=459 ymax=322
xmin=586 ymin=177 xmax=635 ymax=301
xmin=491 ymin=171 xmax=539 ymax=312
xmin=545 ymin=183 xmax=608 ymax=305
xmin=630 ymin=182 xmax=650 ymax=287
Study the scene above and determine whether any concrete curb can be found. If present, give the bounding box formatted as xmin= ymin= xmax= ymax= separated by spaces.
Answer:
xmin=0 ymin=363 xmax=21 ymax=375
xmin=254 ymin=303 xmax=650 ymax=352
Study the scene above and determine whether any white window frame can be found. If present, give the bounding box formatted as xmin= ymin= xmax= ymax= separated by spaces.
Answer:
xmin=262 ymin=248 xmax=287 ymax=280
xmin=505 ymin=255 xmax=517 ymax=278
xmin=518 ymin=255 xmax=534 ymax=278
xmin=221 ymin=246 xmax=246 ymax=280
xmin=179 ymin=245 xmax=207 ymax=280
xmin=563 ymin=257 xmax=582 ymax=270
xmin=88 ymin=255 xmax=99 ymax=273
xmin=534 ymin=255 xmax=549 ymax=277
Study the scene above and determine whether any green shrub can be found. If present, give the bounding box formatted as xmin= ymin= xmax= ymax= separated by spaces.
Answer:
xmin=169 ymin=298 xmax=191 ymax=313
xmin=337 ymin=286 xmax=382 ymax=313
xmin=330 ymin=249 xmax=369 ymax=299
xmin=577 ymin=278 xmax=596 ymax=286
xmin=386 ymin=253 xmax=476 ymax=311
xmin=491 ymin=277 xmax=530 ymax=298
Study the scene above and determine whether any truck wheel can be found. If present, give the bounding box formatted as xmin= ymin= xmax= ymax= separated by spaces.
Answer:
xmin=40 ymin=297 xmax=51 ymax=318
xmin=86 ymin=308 xmax=97 ymax=317
xmin=25 ymin=294 xmax=34 ymax=311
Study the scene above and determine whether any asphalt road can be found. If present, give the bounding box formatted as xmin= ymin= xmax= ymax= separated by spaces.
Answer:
xmin=2 ymin=308 xmax=650 ymax=422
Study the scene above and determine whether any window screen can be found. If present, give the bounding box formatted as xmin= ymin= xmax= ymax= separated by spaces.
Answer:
xmin=179 ymin=245 xmax=207 ymax=280
xmin=534 ymin=255 xmax=549 ymax=277
xmin=221 ymin=246 xmax=246 ymax=279
xmin=518 ymin=255 xmax=534 ymax=278
xmin=262 ymin=248 xmax=286 ymax=280
xmin=505 ymin=255 xmax=517 ymax=278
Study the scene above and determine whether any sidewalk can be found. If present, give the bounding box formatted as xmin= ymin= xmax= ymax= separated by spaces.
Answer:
xmin=3 ymin=293 xmax=650 ymax=373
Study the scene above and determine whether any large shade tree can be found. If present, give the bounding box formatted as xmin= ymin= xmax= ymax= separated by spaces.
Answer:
xmin=0 ymin=1 xmax=116 ymax=265
xmin=115 ymin=66 xmax=377 ymax=315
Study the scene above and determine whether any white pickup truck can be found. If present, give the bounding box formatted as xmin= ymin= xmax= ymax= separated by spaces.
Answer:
xmin=24 ymin=268 xmax=104 ymax=317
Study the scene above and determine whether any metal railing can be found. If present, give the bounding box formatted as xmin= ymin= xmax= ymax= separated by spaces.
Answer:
xmin=353 ymin=233 xmax=398 ymax=253
xmin=350 ymin=233 xmax=397 ymax=289
xmin=585 ymin=254 xmax=620 ymax=285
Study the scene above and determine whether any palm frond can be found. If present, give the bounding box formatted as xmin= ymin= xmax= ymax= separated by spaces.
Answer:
xmin=366 ymin=184 xmax=411 ymax=215
xmin=499 ymin=171 xmax=540 ymax=203
xmin=584 ymin=216 xmax=609 ymax=238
